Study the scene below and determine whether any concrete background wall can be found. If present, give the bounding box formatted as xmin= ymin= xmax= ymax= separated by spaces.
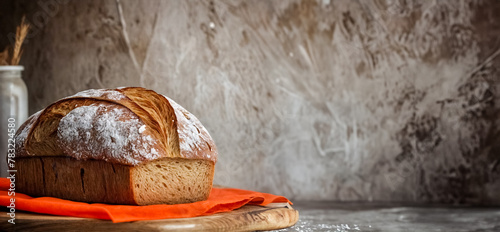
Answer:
xmin=2 ymin=0 xmax=500 ymax=204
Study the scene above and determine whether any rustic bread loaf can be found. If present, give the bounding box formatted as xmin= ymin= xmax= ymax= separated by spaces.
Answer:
xmin=14 ymin=87 xmax=217 ymax=205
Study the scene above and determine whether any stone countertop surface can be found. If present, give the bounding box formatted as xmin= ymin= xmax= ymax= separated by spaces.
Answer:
xmin=277 ymin=201 xmax=500 ymax=232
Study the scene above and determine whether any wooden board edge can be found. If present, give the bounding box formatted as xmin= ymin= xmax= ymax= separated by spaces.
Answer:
xmin=0 ymin=205 xmax=299 ymax=232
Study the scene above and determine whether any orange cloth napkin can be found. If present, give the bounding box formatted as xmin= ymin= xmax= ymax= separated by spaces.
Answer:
xmin=0 ymin=178 xmax=291 ymax=223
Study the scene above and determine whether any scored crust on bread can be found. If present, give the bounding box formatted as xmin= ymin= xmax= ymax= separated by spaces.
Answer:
xmin=14 ymin=87 xmax=217 ymax=205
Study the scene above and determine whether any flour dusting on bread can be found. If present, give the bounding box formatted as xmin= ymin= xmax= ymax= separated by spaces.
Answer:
xmin=163 ymin=96 xmax=217 ymax=162
xmin=68 ymin=89 xmax=126 ymax=101
xmin=57 ymin=103 xmax=161 ymax=165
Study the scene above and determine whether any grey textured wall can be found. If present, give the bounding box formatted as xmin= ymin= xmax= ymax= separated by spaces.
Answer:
xmin=2 ymin=0 xmax=500 ymax=204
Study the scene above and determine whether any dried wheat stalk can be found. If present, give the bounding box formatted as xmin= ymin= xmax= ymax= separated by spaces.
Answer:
xmin=10 ymin=16 xmax=30 ymax=65
xmin=0 ymin=16 xmax=30 ymax=66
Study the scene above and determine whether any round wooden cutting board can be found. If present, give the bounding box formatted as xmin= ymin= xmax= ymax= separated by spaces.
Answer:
xmin=0 ymin=203 xmax=298 ymax=231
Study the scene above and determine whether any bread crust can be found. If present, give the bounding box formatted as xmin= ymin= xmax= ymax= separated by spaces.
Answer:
xmin=15 ymin=87 xmax=217 ymax=165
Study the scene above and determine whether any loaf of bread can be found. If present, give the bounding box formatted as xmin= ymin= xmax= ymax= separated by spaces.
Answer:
xmin=14 ymin=87 xmax=217 ymax=205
